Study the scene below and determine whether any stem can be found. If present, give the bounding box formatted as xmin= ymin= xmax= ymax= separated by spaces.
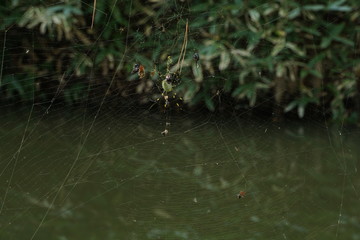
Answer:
xmin=0 ymin=28 xmax=8 ymax=87
xmin=91 ymin=0 xmax=97 ymax=29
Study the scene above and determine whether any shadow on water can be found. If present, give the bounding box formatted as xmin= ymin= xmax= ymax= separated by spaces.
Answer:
xmin=0 ymin=107 xmax=359 ymax=239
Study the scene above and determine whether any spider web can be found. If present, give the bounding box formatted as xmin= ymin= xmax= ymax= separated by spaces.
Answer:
xmin=0 ymin=1 xmax=359 ymax=240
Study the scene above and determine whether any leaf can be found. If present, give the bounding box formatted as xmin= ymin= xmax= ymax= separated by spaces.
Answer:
xmin=204 ymin=95 xmax=215 ymax=111
xmin=3 ymin=75 xmax=24 ymax=95
xmin=231 ymin=49 xmax=251 ymax=57
xmin=192 ymin=62 xmax=203 ymax=82
xmin=327 ymin=0 xmax=352 ymax=12
xmin=183 ymin=81 xmax=198 ymax=102
xmin=249 ymin=9 xmax=260 ymax=23
xmin=303 ymin=5 xmax=325 ymax=11
xmin=320 ymin=37 xmax=332 ymax=48
xmin=301 ymin=26 xmax=321 ymax=36
xmin=276 ymin=64 xmax=285 ymax=78
xmin=271 ymin=41 xmax=285 ymax=56
xmin=284 ymin=101 xmax=298 ymax=112
xmin=330 ymin=23 xmax=345 ymax=36
xmin=308 ymin=69 xmax=322 ymax=78
xmin=192 ymin=3 xmax=209 ymax=12
xmin=238 ymin=71 xmax=250 ymax=84
xmin=249 ymin=91 xmax=256 ymax=106
xmin=285 ymin=42 xmax=305 ymax=56
xmin=298 ymin=105 xmax=305 ymax=118
xmin=219 ymin=51 xmax=230 ymax=71
xmin=232 ymin=85 xmax=246 ymax=97
xmin=334 ymin=36 xmax=354 ymax=47
xmin=288 ymin=8 xmax=300 ymax=19
xmin=309 ymin=53 xmax=326 ymax=67
xmin=223 ymin=78 xmax=233 ymax=92
xmin=300 ymin=69 xmax=308 ymax=79
xmin=328 ymin=5 xmax=351 ymax=12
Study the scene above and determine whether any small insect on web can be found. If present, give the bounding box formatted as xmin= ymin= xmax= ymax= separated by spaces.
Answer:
xmin=131 ymin=64 xmax=145 ymax=79
xmin=237 ymin=191 xmax=246 ymax=199
xmin=193 ymin=52 xmax=200 ymax=68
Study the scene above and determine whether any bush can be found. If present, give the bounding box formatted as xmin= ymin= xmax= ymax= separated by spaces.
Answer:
xmin=1 ymin=0 xmax=359 ymax=122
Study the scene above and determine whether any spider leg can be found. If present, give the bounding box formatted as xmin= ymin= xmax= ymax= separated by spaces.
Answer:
xmin=149 ymin=102 xmax=158 ymax=110
xmin=163 ymin=94 xmax=169 ymax=108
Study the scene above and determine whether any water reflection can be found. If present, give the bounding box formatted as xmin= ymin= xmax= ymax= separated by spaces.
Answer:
xmin=0 ymin=108 xmax=359 ymax=239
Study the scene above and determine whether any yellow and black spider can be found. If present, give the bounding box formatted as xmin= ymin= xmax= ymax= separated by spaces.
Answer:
xmin=157 ymin=71 xmax=183 ymax=109
xmin=156 ymin=19 xmax=188 ymax=109
xmin=148 ymin=55 xmax=182 ymax=109
xmin=132 ymin=20 xmax=189 ymax=111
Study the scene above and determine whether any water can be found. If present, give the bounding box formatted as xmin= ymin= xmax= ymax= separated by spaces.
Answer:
xmin=0 ymin=107 xmax=359 ymax=239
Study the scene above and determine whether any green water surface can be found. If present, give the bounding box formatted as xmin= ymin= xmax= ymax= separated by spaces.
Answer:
xmin=0 ymin=107 xmax=359 ymax=240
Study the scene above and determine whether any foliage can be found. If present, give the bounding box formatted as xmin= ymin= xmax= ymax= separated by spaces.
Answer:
xmin=0 ymin=0 xmax=360 ymax=122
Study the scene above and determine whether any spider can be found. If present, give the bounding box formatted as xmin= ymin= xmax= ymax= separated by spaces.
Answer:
xmin=157 ymin=72 xmax=183 ymax=109
xmin=152 ymin=56 xmax=183 ymax=109
xmin=154 ymin=18 xmax=188 ymax=109
xmin=131 ymin=60 xmax=183 ymax=109
xmin=132 ymin=19 xmax=189 ymax=110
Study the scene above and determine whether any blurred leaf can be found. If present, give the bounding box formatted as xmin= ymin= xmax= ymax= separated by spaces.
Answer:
xmin=327 ymin=0 xmax=352 ymax=12
xmin=288 ymin=8 xmax=300 ymax=19
xmin=303 ymin=5 xmax=325 ymax=11
xmin=249 ymin=9 xmax=260 ymax=23
xmin=271 ymin=41 xmax=285 ymax=56
xmin=192 ymin=63 xmax=203 ymax=82
xmin=204 ymin=94 xmax=215 ymax=111
xmin=301 ymin=26 xmax=321 ymax=36
xmin=219 ymin=51 xmax=231 ymax=71
xmin=330 ymin=23 xmax=345 ymax=36
xmin=2 ymin=74 xmax=24 ymax=96
xmin=284 ymin=101 xmax=297 ymax=112
xmin=223 ymin=78 xmax=233 ymax=92
xmin=183 ymin=81 xmax=199 ymax=102
xmin=298 ymin=105 xmax=305 ymax=118
xmin=320 ymin=37 xmax=332 ymax=48
xmin=285 ymin=42 xmax=305 ymax=56
xmin=285 ymin=96 xmax=319 ymax=118
xmin=334 ymin=36 xmax=354 ymax=46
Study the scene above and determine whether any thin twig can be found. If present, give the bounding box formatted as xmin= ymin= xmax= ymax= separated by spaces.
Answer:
xmin=91 ymin=0 xmax=97 ymax=29
xmin=0 ymin=24 xmax=14 ymax=87
xmin=0 ymin=30 xmax=7 ymax=87
xmin=177 ymin=19 xmax=188 ymax=74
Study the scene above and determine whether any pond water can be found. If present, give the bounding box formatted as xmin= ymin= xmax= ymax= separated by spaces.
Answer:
xmin=0 ymin=107 xmax=359 ymax=239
